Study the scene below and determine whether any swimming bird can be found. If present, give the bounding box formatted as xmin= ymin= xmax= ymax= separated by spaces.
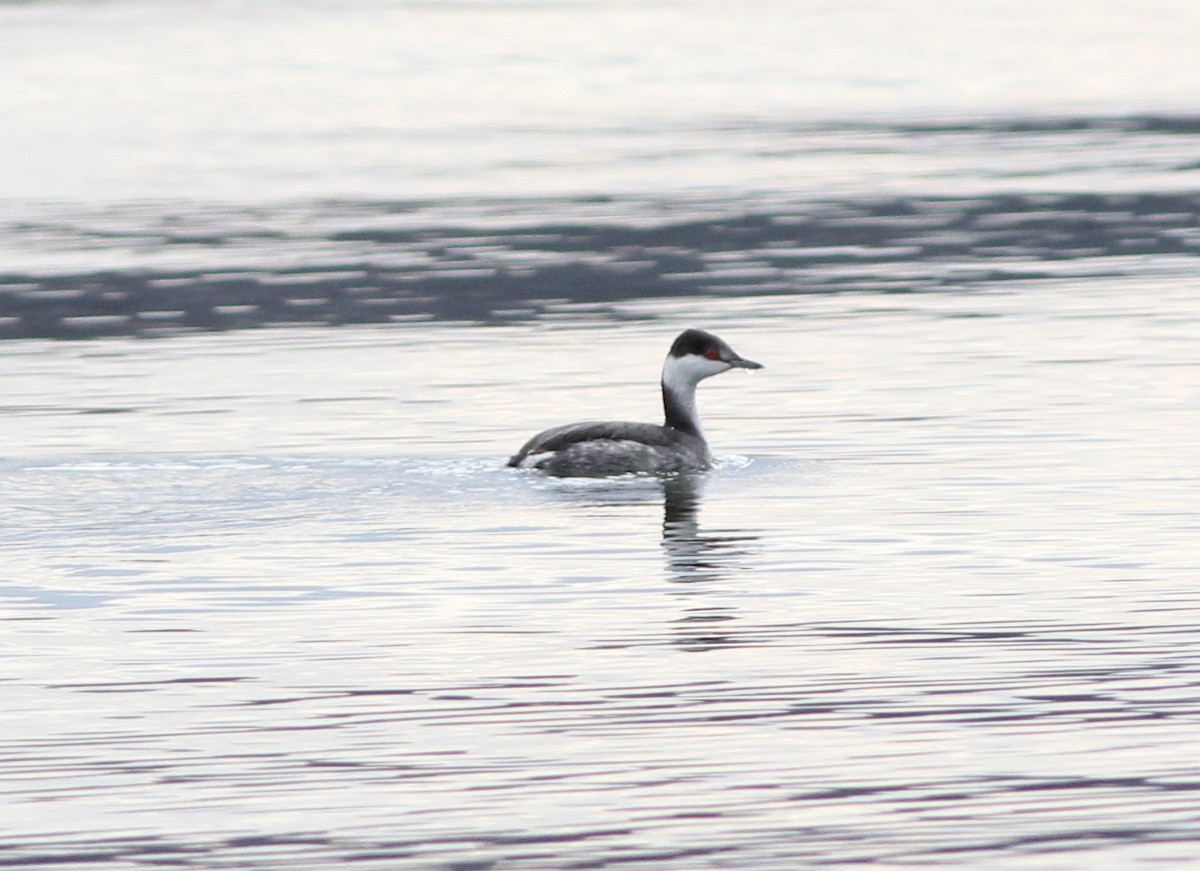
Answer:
xmin=508 ymin=328 xmax=762 ymax=477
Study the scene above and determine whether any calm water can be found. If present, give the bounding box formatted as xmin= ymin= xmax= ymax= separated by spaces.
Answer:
xmin=4 ymin=0 xmax=1200 ymax=868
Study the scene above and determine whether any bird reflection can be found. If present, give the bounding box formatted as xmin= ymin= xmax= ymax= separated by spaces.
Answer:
xmin=661 ymin=474 xmax=759 ymax=651
xmin=537 ymin=473 xmax=759 ymax=651
xmin=661 ymin=474 xmax=757 ymax=585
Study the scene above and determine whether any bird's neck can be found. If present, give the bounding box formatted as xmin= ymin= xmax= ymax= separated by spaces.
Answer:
xmin=661 ymin=375 xmax=704 ymax=440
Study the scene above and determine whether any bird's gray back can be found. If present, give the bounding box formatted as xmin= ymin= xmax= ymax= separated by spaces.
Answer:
xmin=507 ymin=421 xmax=708 ymax=474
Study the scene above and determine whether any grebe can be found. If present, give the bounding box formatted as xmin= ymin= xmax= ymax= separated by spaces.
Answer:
xmin=508 ymin=329 xmax=762 ymax=477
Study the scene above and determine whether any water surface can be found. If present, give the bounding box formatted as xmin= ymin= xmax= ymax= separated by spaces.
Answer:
xmin=5 ymin=280 xmax=1200 ymax=867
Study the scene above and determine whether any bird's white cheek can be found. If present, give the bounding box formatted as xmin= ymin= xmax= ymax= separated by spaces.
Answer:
xmin=662 ymin=355 xmax=729 ymax=389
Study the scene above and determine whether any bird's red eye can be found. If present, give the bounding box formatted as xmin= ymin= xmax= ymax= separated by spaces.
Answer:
xmin=704 ymin=348 xmax=721 ymax=360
